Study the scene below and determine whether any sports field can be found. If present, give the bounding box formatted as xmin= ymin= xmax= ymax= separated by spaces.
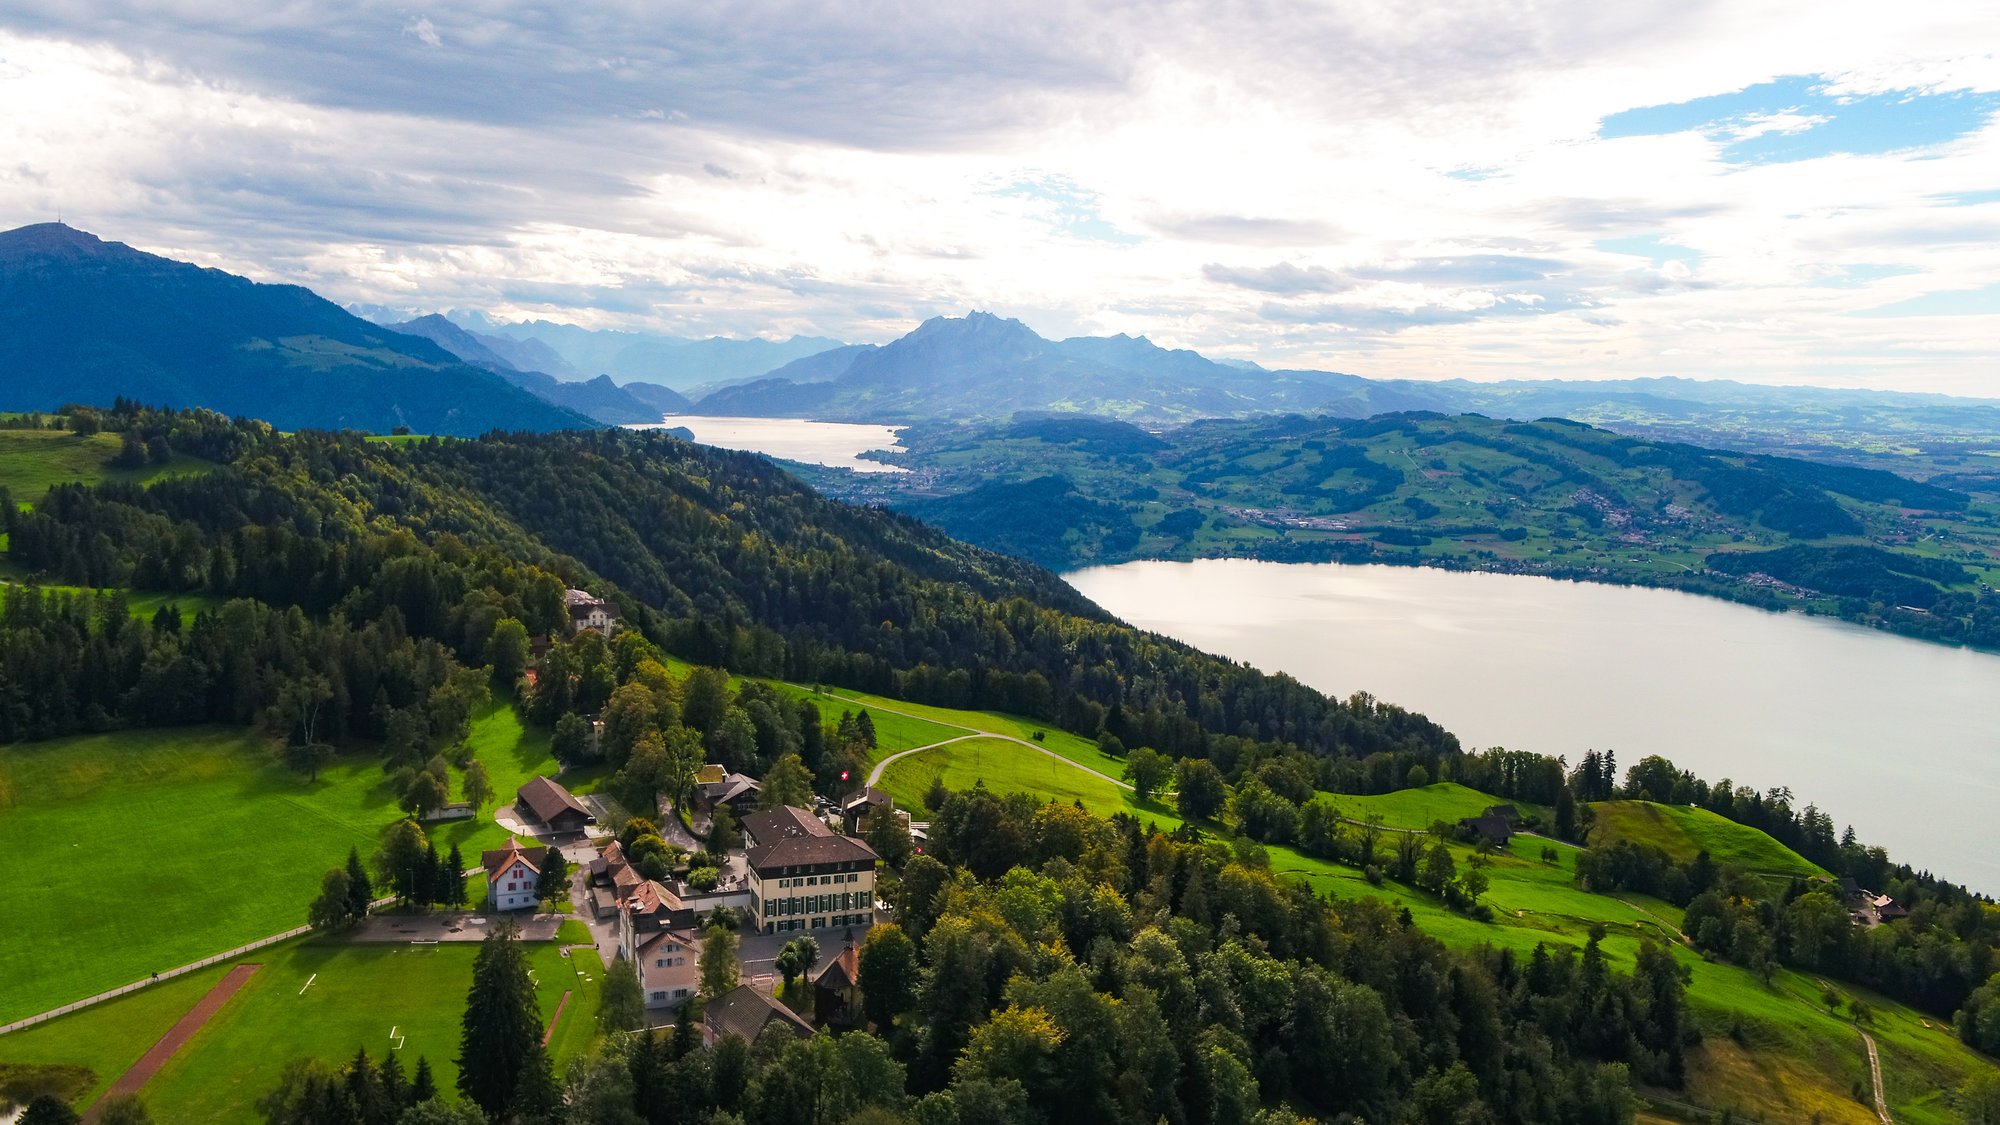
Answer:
xmin=0 ymin=935 xmax=599 ymax=1122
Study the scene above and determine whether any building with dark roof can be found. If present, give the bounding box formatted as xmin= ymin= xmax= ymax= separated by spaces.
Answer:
xmin=564 ymin=588 xmax=619 ymax=636
xmin=840 ymin=786 xmax=893 ymax=835
xmin=517 ymin=775 xmax=594 ymax=834
xmin=742 ymin=806 xmax=878 ymax=936
xmin=703 ymin=984 xmax=814 ymax=1045
xmin=693 ymin=765 xmax=763 ymax=817
xmin=1457 ymin=813 xmax=1514 ymax=849
xmin=813 ymin=941 xmax=863 ymax=1026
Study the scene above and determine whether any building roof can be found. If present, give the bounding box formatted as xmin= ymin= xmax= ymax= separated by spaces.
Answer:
xmin=842 ymin=787 xmax=890 ymax=813
xmin=742 ymin=806 xmax=878 ymax=872
xmin=634 ymin=924 xmax=701 ymax=958
xmin=1458 ymin=814 xmax=1513 ymax=844
xmin=814 ymin=942 xmax=861 ymax=991
xmin=626 ymin=879 xmax=684 ymax=917
xmin=1483 ymin=804 xmax=1520 ymax=822
xmin=705 ymin=984 xmax=814 ymax=1043
xmin=696 ymin=764 xmax=728 ymax=785
xmin=480 ymin=838 xmax=547 ymax=883
xmin=699 ymin=774 xmax=762 ymax=807
xmin=518 ymin=775 xmax=593 ymax=825
xmin=563 ymin=587 xmax=607 ymax=607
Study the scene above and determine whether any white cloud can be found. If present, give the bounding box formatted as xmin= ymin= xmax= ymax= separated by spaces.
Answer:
xmin=0 ymin=2 xmax=1997 ymax=392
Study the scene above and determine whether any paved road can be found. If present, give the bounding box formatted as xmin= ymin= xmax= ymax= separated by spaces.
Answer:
xmin=827 ymin=691 xmax=1129 ymax=792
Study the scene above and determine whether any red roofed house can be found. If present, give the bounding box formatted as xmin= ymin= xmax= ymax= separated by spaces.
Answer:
xmin=482 ymin=838 xmax=548 ymax=912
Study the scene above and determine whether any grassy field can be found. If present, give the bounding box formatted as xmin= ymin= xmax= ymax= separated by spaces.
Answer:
xmin=0 ymin=430 xmax=211 ymax=505
xmin=1320 ymin=781 xmax=1543 ymax=831
xmin=1591 ymin=800 xmax=1829 ymax=878
xmin=0 ymin=935 xmax=596 ymax=1123
xmin=0 ymin=703 xmax=561 ymax=1023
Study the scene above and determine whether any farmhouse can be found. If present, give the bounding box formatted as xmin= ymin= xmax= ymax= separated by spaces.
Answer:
xmin=703 ymin=983 xmax=814 ymax=1045
xmin=565 ymin=588 xmax=620 ymax=635
xmin=743 ymin=806 xmax=878 ymax=935
xmin=1458 ymin=812 xmax=1514 ymax=848
xmin=481 ymin=838 xmax=548 ymax=912
xmin=517 ymin=775 xmax=594 ymax=834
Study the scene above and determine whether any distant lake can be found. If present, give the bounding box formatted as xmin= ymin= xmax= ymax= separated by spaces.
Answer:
xmin=1065 ymin=559 xmax=2000 ymax=893
xmin=628 ymin=415 xmax=907 ymax=473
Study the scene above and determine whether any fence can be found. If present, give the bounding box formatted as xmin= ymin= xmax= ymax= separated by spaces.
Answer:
xmin=0 ymin=895 xmax=394 ymax=1036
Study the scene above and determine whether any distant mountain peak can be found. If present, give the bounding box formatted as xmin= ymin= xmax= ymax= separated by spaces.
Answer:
xmin=0 ymin=222 xmax=142 ymax=265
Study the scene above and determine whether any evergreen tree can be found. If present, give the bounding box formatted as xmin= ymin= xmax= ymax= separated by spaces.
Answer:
xmin=456 ymin=922 xmax=544 ymax=1118
xmin=409 ymin=1057 xmax=439 ymax=1105
xmin=855 ymin=709 xmax=877 ymax=749
xmin=93 ymin=1096 xmax=153 ymax=1125
xmin=308 ymin=868 xmax=355 ymax=931
xmin=507 ymin=1042 xmax=560 ymax=1125
xmin=534 ymin=847 xmax=570 ymax=907
xmin=17 ymin=1095 xmax=80 ymax=1125
xmin=444 ymin=844 xmax=468 ymax=908
xmin=345 ymin=846 xmax=375 ymax=919
xmin=599 ymin=956 xmax=645 ymax=1032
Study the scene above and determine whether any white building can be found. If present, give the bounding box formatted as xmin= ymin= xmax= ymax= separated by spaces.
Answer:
xmin=481 ymin=838 xmax=546 ymax=912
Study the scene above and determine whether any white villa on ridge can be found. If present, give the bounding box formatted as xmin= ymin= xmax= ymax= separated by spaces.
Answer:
xmin=482 ymin=838 xmax=547 ymax=912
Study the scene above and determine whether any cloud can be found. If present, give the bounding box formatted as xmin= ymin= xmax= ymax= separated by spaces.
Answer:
xmin=2 ymin=2 xmax=1998 ymax=391
xmin=403 ymin=17 xmax=441 ymax=49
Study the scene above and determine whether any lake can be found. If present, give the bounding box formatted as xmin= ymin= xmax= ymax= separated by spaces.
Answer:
xmin=627 ymin=415 xmax=907 ymax=473
xmin=1064 ymin=558 xmax=2000 ymax=892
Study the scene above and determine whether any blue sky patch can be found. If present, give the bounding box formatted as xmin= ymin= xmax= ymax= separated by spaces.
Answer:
xmin=1600 ymin=76 xmax=2000 ymax=166
xmin=1808 ymin=263 xmax=1916 ymax=289
xmin=990 ymin=175 xmax=1144 ymax=246
xmin=1858 ymin=281 xmax=2000 ymax=317
xmin=1594 ymin=235 xmax=1699 ymax=264
xmin=1931 ymin=188 xmax=2000 ymax=207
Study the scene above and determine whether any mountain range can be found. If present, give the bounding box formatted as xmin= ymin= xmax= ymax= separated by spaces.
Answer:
xmin=447 ymin=313 xmax=844 ymax=392
xmin=388 ymin=313 xmax=692 ymax=424
xmin=0 ymin=224 xmax=594 ymax=436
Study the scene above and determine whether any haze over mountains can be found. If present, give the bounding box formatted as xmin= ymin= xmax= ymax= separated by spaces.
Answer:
xmin=9 ymin=223 xmax=2000 ymax=456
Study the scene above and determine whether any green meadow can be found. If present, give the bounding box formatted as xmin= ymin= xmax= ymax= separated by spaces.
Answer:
xmin=0 ymin=429 xmax=213 ymax=505
xmin=0 ymin=936 xmax=598 ymax=1123
xmin=0 ymin=703 xmax=559 ymax=1023
xmin=1591 ymin=799 xmax=1829 ymax=878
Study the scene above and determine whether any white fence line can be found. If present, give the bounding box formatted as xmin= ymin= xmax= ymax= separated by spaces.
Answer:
xmin=0 ymin=895 xmax=396 ymax=1037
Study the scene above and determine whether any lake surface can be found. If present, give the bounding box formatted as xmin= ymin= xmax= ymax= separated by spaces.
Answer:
xmin=1064 ymin=558 xmax=2000 ymax=892
xmin=628 ymin=415 xmax=907 ymax=473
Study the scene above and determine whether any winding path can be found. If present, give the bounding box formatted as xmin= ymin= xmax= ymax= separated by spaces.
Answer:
xmin=806 ymin=688 xmax=1130 ymax=792
xmin=1860 ymin=1029 xmax=1892 ymax=1124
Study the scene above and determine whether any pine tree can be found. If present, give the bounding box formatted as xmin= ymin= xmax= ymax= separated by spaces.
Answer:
xmin=416 ymin=842 xmax=442 ymax=908
xmin=456 ymin=922 xmax=544 ymax=1117
xmin=378 ymin=1050 xmax=407 ymax=1112
xmin=409 ymin=1057 xmax=438 ymax=1105
xmin=444 ymin=844 xmax=467 ymax=908
xmin=856 ymin=709 xmax=877 ymax=749
xmin=507 ymin=1042 xmax=560 ymax=1125
xmin=345 ymin=847 xmax=375 ymax=921
xmin=599 ymin=956 xmax=645 ymax=1033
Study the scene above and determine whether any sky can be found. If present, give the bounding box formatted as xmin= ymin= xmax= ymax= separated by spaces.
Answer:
xmin=2 ymin=2 xmax=1998 ymax=393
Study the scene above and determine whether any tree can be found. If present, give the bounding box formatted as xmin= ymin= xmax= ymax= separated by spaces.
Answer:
xmin=457 ymin=922 xmax=544 ymax=1118
xmin=1963 ymin=1071 xmax=2000 ymax=1125
xmin=534 ymin=847 xmax=570 ymax=908
xmin=398 ymin=1100 xmax=488 ymax=1125
xmin=708 ymin=804 xmax=743 ymax=854
xmin=268 ymin=673 xmax=333 ymax=772
xmin=855 ymin=709 xmax=877 ymax=749
xmin=865 ymin=809 xmax=915 ymax=869
xmin=485 ymin=617 xmax=531 ymax=688
xmin=1174 ymin=758 xmax=1227 ymax=821
xmin=599 ymin=955 xmax=645 ymax=1033
xmin=461 ymin=759 xmax=492 ymax=810
xmin=1123 ymin=747 xmax=1170 ymax=803
xmin=282 ymin=738 xmax=336 ymax=785
xmin=375 ymin=818 xmax=430 ymax=905
xmin=309 ymin=867 xmax=356 ymax=931
xmin=344 ymin=847 xmax=375 ymax=919
xmin=551 ymin=712 xmax=591 ymax=765
xmin=17 ymin=1094 xmax=80 ymax=1125
xmin=409 ymin=1057 xmax=439 ymax=1105
xmin=443 ymin=844 xmax=468 ymax=908
xmin=601 ymin=681 xmax=660 ymax=768
xmin=775 ymin=935 xmax=820 ymax=989
xmin=859 ymin=923 xmax=919 ymax=1028
xmin=699 ymin=920 xmax=741 ymax=999
xmin=759 ymin=752 xmax=816 ymax=810
xmin=401 ymin=770 xmax=449 ymax=819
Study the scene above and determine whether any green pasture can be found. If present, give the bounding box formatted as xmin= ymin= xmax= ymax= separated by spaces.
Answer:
xmin=0 ymin=935 xmax=594 ymax=1123
xmin=1318 ymin=782 xmax=1542 ymax=830
xmin=0 ymin=704 xmax=558 ymax=1022
xmin=1591 ymin=800 xmax=1828 ymax=878
xmin=0 ymin=430 xmax=212 ymax=505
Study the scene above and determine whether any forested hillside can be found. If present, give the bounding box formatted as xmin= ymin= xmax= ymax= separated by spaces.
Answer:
xmin=805 ymin=413 xmax=2000 ymax=649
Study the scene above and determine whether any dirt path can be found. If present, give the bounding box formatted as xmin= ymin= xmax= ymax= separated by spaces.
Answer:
xmin=543 ymin=989 xmax=573 ymax=1047
xmin=1860 ymin=1029 xmax=1892 ymax=1124
xmin=84 ymin=963 xmax=261 ymax=1121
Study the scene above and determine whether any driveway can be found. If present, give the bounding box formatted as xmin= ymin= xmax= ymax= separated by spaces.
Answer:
xmin=560 ymin=841 xmax=624 ymax=970
xmin=350 ymin=911 xmax=561 ymax=943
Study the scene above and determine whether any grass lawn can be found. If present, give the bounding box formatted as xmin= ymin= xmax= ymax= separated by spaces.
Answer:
xmin=0 ymin=430 xmax=212 ymax=505
xmin=0 ymin=934 xmax=594 ymax=1122
xmin=1591 ymin=800 xmax=1828 ymax=878
xmin=0 ymin=704 xmax=561 ymax=1023
xmin=1321 ymin=782 xmax=1546 ymax=831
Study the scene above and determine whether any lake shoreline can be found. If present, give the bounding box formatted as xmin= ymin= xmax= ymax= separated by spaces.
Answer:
xmin=1065 ymin=556 xmax=2000 ymax=894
